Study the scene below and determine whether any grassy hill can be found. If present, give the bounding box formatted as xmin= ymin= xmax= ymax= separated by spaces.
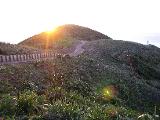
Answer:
xmin=0 ymin=25 xmax=160 ymax=119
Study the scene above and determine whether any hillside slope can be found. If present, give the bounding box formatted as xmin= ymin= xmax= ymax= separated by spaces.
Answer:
xmin=82 ymin=39 xmax=160 ymax=110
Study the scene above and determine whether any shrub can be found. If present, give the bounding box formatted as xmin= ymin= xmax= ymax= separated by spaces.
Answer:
xmin=65 ymin=79 xmax=93 ymax=96
xmin=105 ymin=105 xmax=139 ymax=119
xmin=29 ymin=115 xmax=43 ymax=120
xmin=65 ymin=91 xmax=88 ymax=105
xmin=85 ymin=104 xmax=109 ymax=120
xmin=0 ymin=94 xmax=16 ymax=116
xmin=46 ymin=87 xmax=66 ymax=103
xmin=0 ymin=80 xmax=14 ymax=94
xmin=48 ymin=100 xmax=83 ymax=120
xmin=16 ymin=91 xmax=44 ymax=115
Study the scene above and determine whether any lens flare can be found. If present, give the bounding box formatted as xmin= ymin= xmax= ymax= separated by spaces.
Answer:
xmin=45 ymin=27 xmax=58 ymax=51
xmin=102 ymin=85 xmax=118 ymax=100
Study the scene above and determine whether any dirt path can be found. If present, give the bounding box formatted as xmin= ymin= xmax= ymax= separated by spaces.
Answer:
xmin=69 ymin=41 xmax=86 ymax=57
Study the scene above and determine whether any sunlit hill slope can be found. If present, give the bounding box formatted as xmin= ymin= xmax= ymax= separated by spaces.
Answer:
xmin=19 ymin=24 xmax=110 ymax=49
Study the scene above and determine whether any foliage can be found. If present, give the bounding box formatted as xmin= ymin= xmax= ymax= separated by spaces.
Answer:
xmin=0 ymin=42 xmax=40 ymax=55
xmin=16 ymin=90 xmax=45 ymax=115
xmin=0 ymin=52 xmax=158 ymax=119
xmin=65 ymin=79 xmax=94 ymax=97
xmin=55 ymin=38 xmax=75 ymax=48
xmin=48 ymin=100 xmax=82 ymax=120
xmin=0 ymin=80 xmax=14 ymax=94
xmin=0 ymin=94 xmax=16 ymax=116
xmin=132 ymin=55 xmax=160 ymax=80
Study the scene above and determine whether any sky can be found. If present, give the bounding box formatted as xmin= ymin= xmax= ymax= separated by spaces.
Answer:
xmin=0 ymin=0 xmax=160 ymax=47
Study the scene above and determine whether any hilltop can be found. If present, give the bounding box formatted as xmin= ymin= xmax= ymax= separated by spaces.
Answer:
xmin=19 ymin=24 xmax=110 ymax=49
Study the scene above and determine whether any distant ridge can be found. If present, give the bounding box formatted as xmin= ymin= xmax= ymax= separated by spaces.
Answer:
xmin=19 ymin=24 xmax=111 ymax=49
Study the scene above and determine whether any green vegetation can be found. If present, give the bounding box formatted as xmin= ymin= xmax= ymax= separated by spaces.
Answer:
xmin=1 ymin=25 xmax=160 ymax=119
xmin=0 ymin=89 xmax=140 ymax=119
xmin=132 ymin=54 xmax=160 ymax=80
xmin=54 ymin=38 xmax=75 ymax=48
xmin=0 ymin=55 xmax=159 ymax=119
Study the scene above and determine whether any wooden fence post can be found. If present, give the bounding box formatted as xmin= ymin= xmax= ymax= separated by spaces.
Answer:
xmin=30 ymin=54 xmax=32 ymax=59
xmin=4 ymin=55 xmax=8 ymax=63
xmin=24 ymin=55 xmax=26 ymax=61
xmin=23 ymin=55 xmax=26 ymax=61
xmin=29 ymin=54 xmax=31 ymax=60
xmin=16 ymin=55 xmax=18 ymax=61
xmin=32 ymin=54 xmax=34 ymax=59
xmin=5 ymin=56 xmax=8 ymax=62
xmin=13 ymin=55 xmax=15 ymax=61
xmin=36 ymin=54 xmax=39 ymax=59
xmin=33 ymin=54 xmax=35 ymax=59
xmin=19 ymin=55 xmax=22 ymax=61
xmin=35 ymin=54 xmax=37 ymax=59
xmin=0 ymin=56 xmax=3 ymax=62
xmin=2 ymin=56 xmax=6 ymax=63
xmin=40 ymin=53 xmax=42 ymax=58
xmin=34 ymin=54 xmax=36 ymax=59
xmin=10 ymin=55 xmax=14 ymax=62
xmin=20 ymin=55 xmax=22 ymax=61
xmin=27 ymin=54 xmax=29 ymax=60
xmin=38 ymin=54 xmax=40 ymax=59
xmin=6 ymin=56 xmax=10 ymax=62
xmin=8 ymin=55 xmax=11 ymax=62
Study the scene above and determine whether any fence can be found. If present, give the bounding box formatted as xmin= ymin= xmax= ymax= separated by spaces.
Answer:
xmin=0 ymin=52 xmax=59 ymax=64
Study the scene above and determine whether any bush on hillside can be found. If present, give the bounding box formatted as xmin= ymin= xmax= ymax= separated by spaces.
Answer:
xmin=0 ymin=94 xmax=16 ymax=116
xmin=16 ymin=91 xmax=45 ymax=115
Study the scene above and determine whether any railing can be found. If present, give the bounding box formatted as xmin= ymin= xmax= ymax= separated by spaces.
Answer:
xmin=0 ymin=52 xmax=59 ymax=64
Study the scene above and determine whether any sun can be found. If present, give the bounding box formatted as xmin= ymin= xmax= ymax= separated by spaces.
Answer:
xmin=46 ymin=27 xmax=57 ymax=34
xmin=43 ymin=24 xmax=59 ymax=34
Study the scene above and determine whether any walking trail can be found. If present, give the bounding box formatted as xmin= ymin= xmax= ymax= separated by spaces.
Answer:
xmin=69 ymin=40 xmax=86 ymax=57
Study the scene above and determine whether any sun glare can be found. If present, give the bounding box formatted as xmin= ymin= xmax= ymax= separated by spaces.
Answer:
xmin=43 ymin=23 xmax=59 ymax=35
xmin=46 ymin=27 xmax=57 ymax=34
xmin=44 ymin=24 xmax=60 ymax=51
